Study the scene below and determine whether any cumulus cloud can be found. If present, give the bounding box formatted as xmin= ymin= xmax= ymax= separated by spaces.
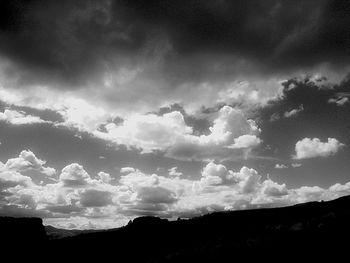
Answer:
xmin=0 ymin=62 xmax=347 ymax=169
xmin=236 ymin=167 xmax=262 ymax=194
xmin=0 ymin=1 xmax=349 ymax=230
xmin=97 ymin=110 xmax=193 ymax=154
xmin=98 ymin=172 xmax=112 ymax=184
xmin=2 ymin=150 xmax=350 ymax=229
xmin=200 ymin=162 xmax=234 ymax=187
xmin=292 ymin=186 xmax=327 ymax=203
xmin=116 ymin=171 xmax=181 ymax=216
xmin=198 ymin=163 xmax=262 ymax=200
xmin=55 ymin=98 xmax=109 ymax=132
xmin=293 ymin=137 xmax=345 ymax=159
xmin=59 ymin=163 xmax=90 ymax=187
xmin=0 ymin=109 xmax=50 ymax=125
xmin=94 ymin=106 xmax=261 ymax=161
xmin=4 ymin=150 xmax=56 ymax=176
xmin=0 ymin=88 xmax=113 ymax=134
xmin=0 ymin=170 xmax=33 ymax=189
xmin=0 ymin=1 xmax=348 ymax=179
xmin=1 ymin=154 xmax=121 ymax=226
xmin=261 ymin=179 xmax=288 ymax=197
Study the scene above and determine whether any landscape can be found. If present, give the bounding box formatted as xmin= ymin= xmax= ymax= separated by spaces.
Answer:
xmin=3 ymin=195 xmax=350 ymax=261
xmin=0 ymin=1 xmax=350 ymax=261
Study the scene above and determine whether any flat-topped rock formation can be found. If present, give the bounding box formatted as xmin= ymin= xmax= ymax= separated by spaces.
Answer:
xmin=0 ymin=217 xmax=47 ymax=246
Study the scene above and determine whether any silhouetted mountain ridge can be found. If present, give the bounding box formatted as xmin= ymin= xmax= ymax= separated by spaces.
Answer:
xmin=0 ymin=216 xmax=47 ymax=244
xmin=3 ymin=195 xmax=350 ymax=261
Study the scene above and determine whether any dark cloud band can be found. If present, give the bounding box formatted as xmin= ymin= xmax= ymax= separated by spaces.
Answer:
xmin=0 ymin=0 xmax=349 ymax=88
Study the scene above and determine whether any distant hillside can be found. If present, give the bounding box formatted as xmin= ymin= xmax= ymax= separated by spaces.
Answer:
xmin=45 ymin=225 xmax=103 ymax=240
xmin=3 ymin=196 xmax=350 ymax=261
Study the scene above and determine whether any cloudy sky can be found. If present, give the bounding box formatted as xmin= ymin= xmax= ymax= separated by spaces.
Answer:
xmin=0 ymin=0 xmax=350 ymax=229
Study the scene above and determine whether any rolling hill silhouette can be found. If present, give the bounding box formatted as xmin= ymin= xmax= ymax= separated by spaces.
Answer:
xmin=3 ymin=195 xmax=350 ymax=261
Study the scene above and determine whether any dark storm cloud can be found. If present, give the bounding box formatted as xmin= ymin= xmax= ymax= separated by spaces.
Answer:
xmin=108 ymin=0 xmax=350 ymax=71
xmin=0 ymin=0 xmax=139 ymax=87
xmin=0 ymin=0 xmax=349 ymax=88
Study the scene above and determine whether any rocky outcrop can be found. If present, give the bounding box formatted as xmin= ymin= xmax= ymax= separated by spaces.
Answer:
xmin=0 ymin=217 xmax=47 ymax=247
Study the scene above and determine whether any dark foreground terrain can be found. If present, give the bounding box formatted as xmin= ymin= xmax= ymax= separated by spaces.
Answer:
xmin=3 ymin=196 xmax=350 ymax=262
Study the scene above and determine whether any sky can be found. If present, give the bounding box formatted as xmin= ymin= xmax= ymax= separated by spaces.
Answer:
xmin=0 ymin=0 xmax=350 ymax=229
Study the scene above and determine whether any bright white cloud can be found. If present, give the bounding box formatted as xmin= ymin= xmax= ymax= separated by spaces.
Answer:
xmin=94 ymin=105 xmax=261 ymax=161
xmin=228 ymin=134 xmax=262 ymax=149
xmin=0 ymin=170 xmax=34 ymax=188
xmin=0 ymin=109 xmax=50 ymax=125
xmin=59 ymin=163 xmax=91 ymax=187
xmin=4 ymin=150 xmax=56 ymax=176
xmin=261 ymin=179 xmax=288 ymax=197
xmin=200 ymin=162 xmax=233 ymax=186
xmin=0 ymin=78 xmax=268 ymax=162
xmin=293 ymin=137 xmax=345 ymax=159
xmin=96 ymin=110 xmax=193 ymax=154
xmin=215 ymin=78 xmax=285 ymax=109
xmin=0 ymin=76 xmax=278 ymax=163
xmin=0 ymin=74 xmax=284 ymax=125
xmin=275 ymin=164 xmax=288 ymax=169
xmin=2 ymin=150 xmax=350 ymax=229
xmin=292 ymin=186 xmax=327 ymax=203
xmin=0 ymin=99 xmax=264 ymax=163
xmin=98 ymin=172 xmax=112 ymax=183
xmin=0 ymin=87 xmax=111 ymax=132
xmin=55 ymin=97 xmax=109 ymax=132
xmin=236 ymin=166 xmax=261 ymax=194
xmin=120 ymin=167 xmax=137 ymax=174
